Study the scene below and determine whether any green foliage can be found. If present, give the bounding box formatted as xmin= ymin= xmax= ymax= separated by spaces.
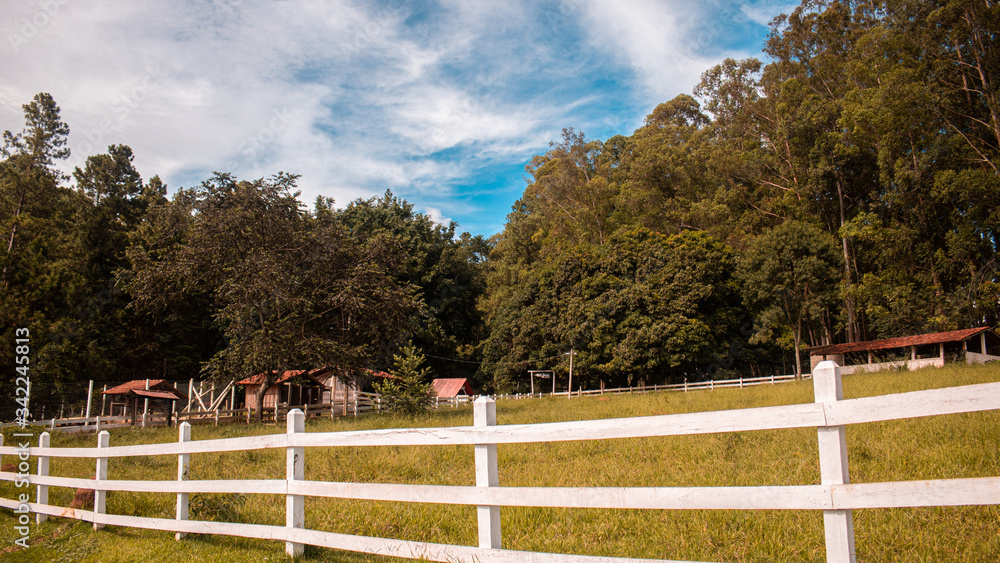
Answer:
xmin=123 ymin=173 xmax=418 ymax=420
xmin=333 ymin=191 xmax=490 ymax=380
xmin=374 ymin=343 xmax=434 ymax=414
xmin=481 ymin=228 xmax=747 ymax=390
xmin=738 ymin=220 xmax=843 ymax=378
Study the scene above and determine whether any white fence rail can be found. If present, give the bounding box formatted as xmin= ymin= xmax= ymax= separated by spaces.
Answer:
xmin=502 ymin=373 xmax=803 ymax=400
xmin=2 ymin=361 xmax=999 ymax=562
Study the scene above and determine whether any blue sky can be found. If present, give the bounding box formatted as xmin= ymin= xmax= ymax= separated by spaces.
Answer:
xmin=2 ymin=0 xmax=795 ymax=236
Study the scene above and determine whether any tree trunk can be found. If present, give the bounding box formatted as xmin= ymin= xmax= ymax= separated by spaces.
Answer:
xmin=836 ymin=176 xmax=858 ymax=342
xmin=253 ymin=381 xmax=269 ymax=423
xmin=793 ymin=317 xmax=803 ymax=380
xmin=1 ymin=185 xmax=27 ymax=286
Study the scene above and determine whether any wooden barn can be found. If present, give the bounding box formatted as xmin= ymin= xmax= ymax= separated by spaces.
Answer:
xmin=431 ymin=378 xmax=474 ymax=399
xmin=238 ymin=368 xmax=329 ymax=409
xmin=103 ymin=379 xmax=188 ymax=426
xmin=808 ymin=327 xmax=1000 ymax=375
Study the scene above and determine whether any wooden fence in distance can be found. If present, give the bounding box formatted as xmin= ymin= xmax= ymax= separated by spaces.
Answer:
xmin=2 ymin=361 xmax=999 ymax=562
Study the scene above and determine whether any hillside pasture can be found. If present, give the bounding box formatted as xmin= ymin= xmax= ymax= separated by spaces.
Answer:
xmin=1 ymin=363 xmax=998 ymax=562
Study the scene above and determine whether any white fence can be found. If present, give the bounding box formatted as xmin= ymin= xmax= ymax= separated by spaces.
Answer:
xmin=502 ymin=373 xmax=802 ymax=399
xmin=2 ymin=361 xmax=999 ymax=562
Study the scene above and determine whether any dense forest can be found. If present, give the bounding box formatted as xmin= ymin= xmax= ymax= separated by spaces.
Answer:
xmin=3 ymin=0 xmax=998 ymax=415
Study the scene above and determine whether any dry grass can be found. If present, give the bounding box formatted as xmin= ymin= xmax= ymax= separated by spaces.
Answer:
xmin=1 ymin=362 xmax=998 ymax=562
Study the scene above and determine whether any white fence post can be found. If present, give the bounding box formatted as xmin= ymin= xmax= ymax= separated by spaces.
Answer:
xmin=176 ymin=422 xmax=191 ymax=540
xmin=286 ymin=409 xmax=305 ymax=556
xmin=474 ymin=396 xmax=501 ymax=549
xmin=813 ymin=361 xmax=856 ymax=563
xmin=94 ymin=430 xmax=109 ymax=530
xmin=36 ymin=432 xmax=50 ymax=524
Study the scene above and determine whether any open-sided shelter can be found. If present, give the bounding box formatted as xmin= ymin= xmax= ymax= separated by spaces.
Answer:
xmin=102 ymin=379 xmax=188 ymax=426
xmin=808 ymin=327 xmax=1000 ymax=374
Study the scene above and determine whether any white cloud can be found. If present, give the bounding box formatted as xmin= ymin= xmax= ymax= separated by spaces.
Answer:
xmin=2 ymin=0 xmax=780 ymax=235
xmin=575 ymin=0 xmax=709 ymax=102
xmin=423 ymin=206 xmax=452 ymax=227
xmin=741 ymin=1 xmax=799 ymax=27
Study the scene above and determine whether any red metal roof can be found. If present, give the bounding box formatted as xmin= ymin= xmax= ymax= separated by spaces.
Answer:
xmin=132 ymin=389 xmax=182 ymax=400
xmin=809 ymin=327 xmax=995 ymax=356
xmin=103 ymin=379 xmax=166 ymax=395
xmin=237 ymin=367 xmax=330 ymax=386
xmin=102 ymin=380 xmax=187 ymax=401
xmin=431 ymin=378 xmax=473 ymax=398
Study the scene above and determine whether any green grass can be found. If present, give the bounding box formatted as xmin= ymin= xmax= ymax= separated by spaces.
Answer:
xmin=2 ymin=363 xmax=998 ymax=562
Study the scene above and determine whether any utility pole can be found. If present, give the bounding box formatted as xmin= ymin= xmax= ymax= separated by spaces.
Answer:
xmin=565 ymin=349 xmax=575 ymax=399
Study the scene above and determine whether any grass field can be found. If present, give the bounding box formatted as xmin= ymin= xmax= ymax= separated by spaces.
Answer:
xmin=2 ymin=363 xmax=999 ymax=562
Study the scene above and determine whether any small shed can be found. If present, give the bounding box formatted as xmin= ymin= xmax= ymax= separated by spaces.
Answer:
xmin=238 ymin=368 xmax=329 ymax=409
xmin=808 ymin=327 xmax=1000 ymax=375
xmin=103 ymin=379 xmax=188 ymax=426
xmin=431 ymin=378 xmax=474 ymax=399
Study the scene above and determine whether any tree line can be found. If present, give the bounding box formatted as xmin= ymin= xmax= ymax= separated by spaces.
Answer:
xmin=2 ymin=1 xmax=998 ymax=412
xmin=480 ymin=0 xmax=999 ymax=389
xmin=0 ymin=94 xmax=489 ymax=418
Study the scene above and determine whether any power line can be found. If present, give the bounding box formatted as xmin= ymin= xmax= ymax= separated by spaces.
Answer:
xmin=422 ymin=352 xmax=570 ymax=367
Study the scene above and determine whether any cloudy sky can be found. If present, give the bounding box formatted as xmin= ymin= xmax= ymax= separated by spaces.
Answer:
xmin=2 ymin=0 xmax=795 ymax=236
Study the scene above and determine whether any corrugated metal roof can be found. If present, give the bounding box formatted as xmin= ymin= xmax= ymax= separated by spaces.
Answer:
xmin=103 ymin=379 xmax=166 ymax=395
xmin=431 ymin=378 xmax=473 ymax=398
xmin=238 ymin=368 xmax=329 ymax=386
xmin=809 ymin=327 xmax=994 ymax=356
xmin=132 ymin=389 xmax=182 ymax=400
xmin=102 ymin=380 xmax=187 ymax=401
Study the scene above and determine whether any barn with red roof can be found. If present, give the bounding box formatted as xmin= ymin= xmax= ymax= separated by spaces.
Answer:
xmin=431 ymin=378 xmax=474 ymax=399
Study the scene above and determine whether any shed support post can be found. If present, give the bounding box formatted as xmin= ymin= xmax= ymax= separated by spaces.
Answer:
xmin=36 ymin=432 xmax=50 ymax=524
xmin=85 ymin=380 xmax=94 ymax=421
xmin=474 ymin=397 xmax=501 ymax=549
xmin=813 ymin=361 xmax=856 ymax=563
xmin=94 ymin=431 xmax=110 ymax=530
xmin=176 ymin=422 xmax=191 ymax=540
xmin=286 ymin=409 xmax=305 ymax=556
xmin=982 ymin=332 xmax=988 ymax=355
xmin=142 ymin=379 xmax=150 ymax=428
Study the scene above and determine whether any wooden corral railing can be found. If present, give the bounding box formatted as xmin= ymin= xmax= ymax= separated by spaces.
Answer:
xmin=1 ymin=395 xmax=381 ymax=433
xmin=2 ymin=361 xmax=999 ymax=562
